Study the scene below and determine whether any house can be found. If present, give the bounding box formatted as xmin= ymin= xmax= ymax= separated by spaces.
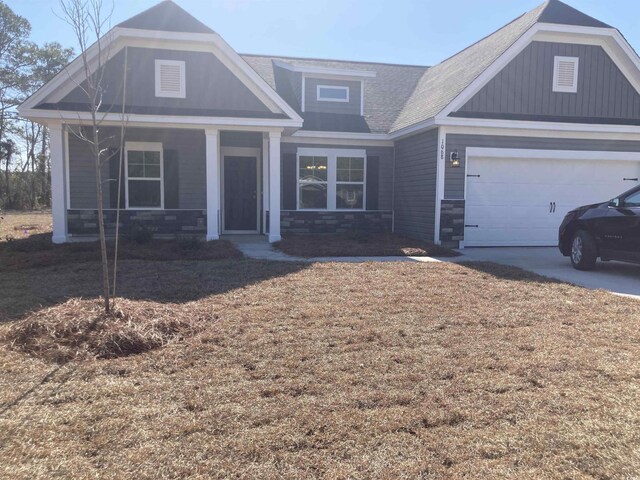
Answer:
xmin=18 ymin=0 xmax=640 ymax=248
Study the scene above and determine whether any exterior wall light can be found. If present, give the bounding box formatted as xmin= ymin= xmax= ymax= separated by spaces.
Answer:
xmin=450 ymin=150 xmax=461 ymax=168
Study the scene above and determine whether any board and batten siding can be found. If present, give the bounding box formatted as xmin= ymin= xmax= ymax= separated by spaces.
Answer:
xmin=304 ymin=78 xmax=362 ymax=115
xmin=280 ymin=143 xmax=393 ymax=211
xmin=393 ymin=129 xmax=438 ymax=241
xmin=444 ymin=134 xmax=640 ymax=199
xmin=68 ymin=127 xmax=207 ymax=210
xmin=61 ymin=47 xmax=271 ymax=115
xmin=456 ymin=41 xmax=640 ymax=122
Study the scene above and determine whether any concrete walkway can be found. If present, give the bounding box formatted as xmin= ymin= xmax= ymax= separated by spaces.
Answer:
xmin=450 ymin=247 xmax=640 ymax=299
xmin=225 ymin=236 xmax=639 ymax=299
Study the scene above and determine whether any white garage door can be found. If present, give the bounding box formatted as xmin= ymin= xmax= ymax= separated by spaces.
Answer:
xmin=465 ymin=152 xmax=640 ymax=247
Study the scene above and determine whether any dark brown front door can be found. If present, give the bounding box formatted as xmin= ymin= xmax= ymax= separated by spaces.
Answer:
xmin=224 ymin=156 xmax=258 ymax=231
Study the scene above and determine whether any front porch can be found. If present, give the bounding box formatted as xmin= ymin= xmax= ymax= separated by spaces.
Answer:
xmin=50 ymin=125 xmax=283 ymax=243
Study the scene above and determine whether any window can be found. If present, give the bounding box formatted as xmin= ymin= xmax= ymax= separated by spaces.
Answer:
xmin=297 ymin=148 xmax=366 ymax=210
xmin=336 ymin=157 xmax=364 ymax=209
xmin=155 ymin=59 xmax=186 ymax=98
xmin=624 ymin=190 xmax=640 ymax=207
xmin=317 ymin=85 xmax=349 ymax=102
xmin=125 ymin=142 xmax=163 ymax=209
xmin=299 ymin=155 xmax=328 ymax=209
xmin=553 ymin=56 xmax=579 ymax=93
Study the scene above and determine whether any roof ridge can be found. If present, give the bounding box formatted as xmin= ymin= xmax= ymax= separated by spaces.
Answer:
xmin=240 ymin=53 xmax=430 ymax=69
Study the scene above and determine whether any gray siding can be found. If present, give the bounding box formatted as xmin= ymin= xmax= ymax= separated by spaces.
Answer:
xmin=456 ymin=41 xmax=640 ymax=122
xmin=304 ymin=78 xmax=361 ymax=115
xmin=393 ymin=129 xmax=438 ymax=241
xmin=68 ymin=127 xmax=207 ymax=209
xmin=445 ymin=134 xmax=640 ymax=199
xmin=280 ymin=143 xmax=393 ymax=211
xmin=61 ymin=47 xmax=271 ymax=115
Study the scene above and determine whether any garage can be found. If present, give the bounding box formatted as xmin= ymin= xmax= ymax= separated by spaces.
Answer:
xmin=464 ymin=148 xmax=640 ymax=247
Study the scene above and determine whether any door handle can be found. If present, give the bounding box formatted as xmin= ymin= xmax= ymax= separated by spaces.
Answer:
xmin=624 ymin=178 xmax=639 ymax=182
xmin=553 ymin=202 xmax=556 ymax=213
xmin=550 ymin=202 xmax=553 ymax=213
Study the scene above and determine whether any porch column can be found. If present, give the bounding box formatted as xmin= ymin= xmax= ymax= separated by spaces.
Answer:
xmin=49 ymin=123 xmax=67 ymax=244
xmin=268 ymin=131 xmax=281 ymax=242
xmin=205 ymin=128 xmax=220 ymax=240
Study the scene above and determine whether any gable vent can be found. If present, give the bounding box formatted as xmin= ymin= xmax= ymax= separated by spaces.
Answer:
xmin=155 ymin=60 xmax=186 ymax=98
xmin=553 ymin=56 xmax=579 ymax=93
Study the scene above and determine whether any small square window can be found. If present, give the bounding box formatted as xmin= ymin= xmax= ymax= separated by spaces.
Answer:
xmin=553 ymin=56 xmax=579 ymax=93
xmin=155 ymin=59 xmax=186 ymax=98
xmin=317 ymin=85 xmax=349 ymax=102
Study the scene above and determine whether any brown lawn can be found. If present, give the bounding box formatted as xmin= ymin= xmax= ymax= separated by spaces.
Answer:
xmin=276 ymin=233 xmax=459 ymax=257
xmin=1 ymin=241 xmax=639 ymax=479
xmin=0 ymin=210 xmax=52 ymax=239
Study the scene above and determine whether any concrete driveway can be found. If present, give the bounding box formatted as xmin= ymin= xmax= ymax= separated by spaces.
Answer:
xmin=454 ymin=247 xmax=640 ymax=299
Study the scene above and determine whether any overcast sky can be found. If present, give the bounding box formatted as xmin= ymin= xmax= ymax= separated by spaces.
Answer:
xmin=6 ymin=0 xmax=640 ymax=66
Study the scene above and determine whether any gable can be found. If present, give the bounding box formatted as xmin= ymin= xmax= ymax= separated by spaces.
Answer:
xmin=38 ymin=47 xmax=283 ymax=118
xmin=453 ymin=41 xmax=640 ymax=124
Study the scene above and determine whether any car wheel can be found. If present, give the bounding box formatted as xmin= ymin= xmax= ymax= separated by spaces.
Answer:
xmin=570 ymin=230 xmax=597 ymax=271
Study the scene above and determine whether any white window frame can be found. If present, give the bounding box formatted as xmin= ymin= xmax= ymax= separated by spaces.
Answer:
xmin=155 ymin=59 xmax=186 ymax=98
xmin=553 ymin=56 xmax=579 ymax=93
xmin=297 ymin=148 xmax=366 ymax=211
xmin=125 ymin=141 xmax=164 ymax=210
xmin=316 ymin=85 xmax=350 ymax=103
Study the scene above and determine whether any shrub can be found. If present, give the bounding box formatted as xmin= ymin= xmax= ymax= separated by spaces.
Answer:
xmin=176 ymin=234 xmax=203 ymax=251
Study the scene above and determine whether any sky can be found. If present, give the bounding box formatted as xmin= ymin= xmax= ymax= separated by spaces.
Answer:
xmin=6 ymin=0 xmax=640 ymax=67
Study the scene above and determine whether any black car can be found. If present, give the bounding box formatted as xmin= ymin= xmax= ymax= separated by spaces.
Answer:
xmin=559 ymin=185 xmax=640 ymax=270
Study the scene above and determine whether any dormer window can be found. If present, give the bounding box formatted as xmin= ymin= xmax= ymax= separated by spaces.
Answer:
xmin=317 ymin=85 xmax=349 ymax=102
xmin=553 ymin=56 xmax=579 ymax=93
xmin=155 ymin=59 xmax=186 ymax=98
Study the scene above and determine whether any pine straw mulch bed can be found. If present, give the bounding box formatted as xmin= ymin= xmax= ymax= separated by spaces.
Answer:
xmin=4 ymin=298 xmax=216 ymax=363
xmin=0 ymin=233 xmax=242 ymax=270
xmin=1 ymin=260 xmax=639 ymax=478
xmin=275 ymin=233 xmax=459 ymax=257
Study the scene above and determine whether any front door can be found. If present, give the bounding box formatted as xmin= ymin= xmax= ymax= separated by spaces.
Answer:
xmin=223 ymin=156 xmax=258 ymax=232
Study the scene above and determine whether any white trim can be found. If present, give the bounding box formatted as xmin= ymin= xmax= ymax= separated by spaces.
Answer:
xmin=64 ymin=127 xmax=71 ymax=209
xmin=124 ymin=141 xmax=164 ymax=210
xmin=388 ymin=118 xmax=438 ymax=140
xmin=262 ymin=133 xmax=269 ymax=234
xmin=205 ymin=129 xmax=220 ymax=240
xmin=49 ymin=123 xmax=67 ymax=243
xmin=19 ymin=109 xmax=302 ymax=130
xmin=434 ymin=127 xmax=446 ymax=245
xmin=220 ymin=147 xmax=261 ymax=234
xmin=552 ymin=56 xmax=579 ymax=93
xmin=268 ymin=131 xmax=282 ymax=242
xmin=316 ymin=85 xmax=349 ymax=103
xmin=273 ymin=59 xmax=376 ymax=78
xmin=466 ymin=147 xmax=640 ymax=162
xmin=296 ymin=147 xmax=367 ymax=211
xmin=19 ymin=27 xmax=303 ymax=125
xmin=155 ymin=59 xmax=186 ymax=98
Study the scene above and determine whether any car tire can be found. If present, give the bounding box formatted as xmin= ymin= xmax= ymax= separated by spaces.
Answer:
xmin=570 ymin=230 xmax=598 ymax=271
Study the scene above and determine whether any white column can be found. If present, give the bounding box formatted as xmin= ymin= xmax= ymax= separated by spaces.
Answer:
xmin=268 ymin=131 xmax=281 ymax=243
xmin=49 ymin=123 xmax=67 ymax=244
xmin=205 ymin=128 xmax=220 ymax=240
xmin=262 ymin=133 xmax=269 ymax=234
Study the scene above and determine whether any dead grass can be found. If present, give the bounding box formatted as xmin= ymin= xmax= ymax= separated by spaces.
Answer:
xmin=0 ymin=258 xmax=639 ymax=478
xmin=0 ymin=210 xmax=242 ymax=270
xmin=0 ymin=210 xmax=52 ymax=239
xmin=276 ymin=232 xmax=459 ymax=257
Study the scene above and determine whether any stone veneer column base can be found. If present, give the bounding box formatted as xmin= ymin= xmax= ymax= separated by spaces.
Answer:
xmin=440 ymin=200 xmax=465 ymax=249
xmin=280 ymin=211 xmax=392 ymax=234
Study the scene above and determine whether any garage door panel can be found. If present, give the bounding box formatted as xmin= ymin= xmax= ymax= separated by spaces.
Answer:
xmin=464 ymin=156 xmax=640 ymax=247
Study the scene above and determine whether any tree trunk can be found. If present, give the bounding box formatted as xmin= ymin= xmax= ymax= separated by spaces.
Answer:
xmin=92 ymin=124 xmax=111 ymax=313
